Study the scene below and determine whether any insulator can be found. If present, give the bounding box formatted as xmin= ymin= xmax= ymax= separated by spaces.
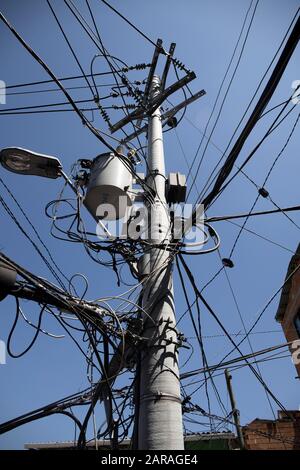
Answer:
xmin=258 ymin=187 xmax=269 ymax=198
xmin=120 ymin=63 xmax=149 ymax=73
xmin=112 ymin=104 xmax=137 ymax=110
xmin=166 ymin=116 xmax=178 ymax=128
xmin=98 ymin=106 xmax=111 ymax=126
xmin=131 ymin=62 xmax=149 ymax=71
xmin=173 ymin=57 xmax=191 ymax=74
xmin=128 ymin=89 xmax=143 ymax=107
xmin=222 ymin=258 xmax=234 ymax=268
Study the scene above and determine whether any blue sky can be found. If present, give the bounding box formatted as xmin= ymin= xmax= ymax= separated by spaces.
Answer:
xmin=0 ymin=0 xmax=299 ymax=449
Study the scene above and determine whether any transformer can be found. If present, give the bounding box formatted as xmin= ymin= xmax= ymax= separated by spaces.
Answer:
xmin=84 ymin=151 xmax=133 ymax=221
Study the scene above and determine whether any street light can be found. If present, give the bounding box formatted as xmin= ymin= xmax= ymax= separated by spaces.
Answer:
xmin=0 ymin=146 xmax=112 ymax=236
xmin=0 ymin=147 xmax=62 ymax=179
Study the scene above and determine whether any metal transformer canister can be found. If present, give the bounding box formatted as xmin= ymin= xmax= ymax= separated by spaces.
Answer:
xmin=84 ymin=152 xmax=133 ymax=221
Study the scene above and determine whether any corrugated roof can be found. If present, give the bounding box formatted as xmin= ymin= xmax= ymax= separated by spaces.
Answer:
xmin=24 ymin=432 xmax=236 ymax=449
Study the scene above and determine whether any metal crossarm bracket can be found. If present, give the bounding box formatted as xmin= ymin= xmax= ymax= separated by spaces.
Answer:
xmin=163 ymin=89 xmax=206 ymax=121
xmin=136 ymin=38 xmax=163 ymax=128
xmin=161 ymin=42 xmax=176 ymax=92
xmin=121 ymin=88 xmax=206 ymax=144
xmin=110 ymin=71 xmax=196 ymax=133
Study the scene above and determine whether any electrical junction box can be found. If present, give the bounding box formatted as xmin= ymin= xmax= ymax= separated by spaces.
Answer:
xmin=166 ymin=172 xmax=187 ymax=204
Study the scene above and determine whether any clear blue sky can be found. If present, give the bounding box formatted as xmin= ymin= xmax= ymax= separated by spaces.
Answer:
xmin=0 ymin=0 xmax=299 ymax=449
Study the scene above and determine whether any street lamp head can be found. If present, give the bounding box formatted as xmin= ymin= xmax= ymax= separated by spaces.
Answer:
xmin=0 ymin=147 xmax=62 ymax=179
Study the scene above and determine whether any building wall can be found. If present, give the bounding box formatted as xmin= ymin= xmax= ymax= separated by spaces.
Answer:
xmin=277 ymin=257 xmax=300 ymax=377
xmin=243 ymin=411 xmax=300 ymax=450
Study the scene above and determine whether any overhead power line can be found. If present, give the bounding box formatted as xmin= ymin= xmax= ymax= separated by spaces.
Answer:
xmin=195 ymin=12 xmax=300 ymax=217
xmin=181 ymin=341 xmax=293 ymax=379
xmin=4 ymin=82 xmax=124 ymax=96
xmin=187 ymin=0 xmax=259 ymax=198
xmin=99 ymin=0 xmax=160 ymax=50
xmin=1 ymin=0 xmax=299 ymax=450
xmin=191 ymin=8 xmax=300 ymax=205
xmin=47 ymin=0 xmax=95 ymax=96
xmin=1 ymin=70 xmax=130 ymax=90
xmin=0 ymin=10 xmax=116 ymax=153
xmin=207 ymin=203 xmax=300 ymax=223
xmin=0 ymin=97 xmax=109 ymax=113
xmin=178 ymin=254 xmax=290 ymax=416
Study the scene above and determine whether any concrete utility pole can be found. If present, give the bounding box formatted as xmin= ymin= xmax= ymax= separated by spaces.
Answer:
xmin=224 ymin=368 xmax=245 ymax=450
xmin=137 ymin=75 xmax=184 ymax=450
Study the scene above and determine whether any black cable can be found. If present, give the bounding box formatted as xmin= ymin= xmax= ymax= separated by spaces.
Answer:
xmin=0 ymin=107 xmax=100 ymax=116
xmin=47 ymin=0 xmax=95 ymax=96
xmin=226 ymin=219 xmax=297 ymax=254
xmin=0 ymin=176 xmax=71 ymax=289
xmin=47 ymin=307 xmax=101 ymax=372
xmin=63 ymin=0 xmax=173 ymax=227
xmin=3 ymin=71 xmax=124 ymax=90
xmin=66 ymin=0 xmax=149 ymax=164
xmin=7 ymin=300 xmax=46 ymax=359
xmin=179 ymin=254 xmax=290 ymax=416
xmin=181 ymin=342 xmax=292 ymax=380
xmin=195 ymin=10 xmax=300 ymax=206
xmin=0 ymin=10 xmax=116 ymax=153
xmin=0 ymin=386 xmax=92 ymax=432
xmin=0 ymin=192 xmax=68 ymax=291
xmin=211 ymin=101 xmax=299 ymax=207
xmin=197 ymin=14 xmax=300 ymax=212
xmin=0 ymin=97 xmax=110 ymax=113
xmin=207 ymin=203 xmax=300 ymax=223
xmin=212 ymin=257 xmax=300 ymax=374
xmin=176 ymin=258 xmax=228 ymax=425
xmin=98 ymin=0 xmax=160 ymax=50
xmin=217 ymin=249 xmax=283 ymax=426
xmin=63 ymin=0 xmax=155 ymax=186
xmin=228 ymin=111 xmax=300 ymax=257
xmin=187 ymin=0 xmax=259 ymax=198
xmin=0 ymin=405 xmax=85 ymax=441
xmin=86 ymin=0 xmax=103 ymax=47
xmin=4 ymin=81 xmax=122 ymax=97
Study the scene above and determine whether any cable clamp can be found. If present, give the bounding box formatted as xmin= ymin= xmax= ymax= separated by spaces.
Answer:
xmin=140 ymin=392 xmax=182 ymax=404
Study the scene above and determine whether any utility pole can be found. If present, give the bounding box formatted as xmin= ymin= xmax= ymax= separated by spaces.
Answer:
xmin=106 ymin=40 xmax=205 ymax=448
xmin=0 ymin=6 xmax=299 ymax=450
xmin=136 ymin=75 xmax=184 ymax=450
xmin=0 ymin=28 xmax=206 ymax=448
xmin=224 ymin=368 xmax=245 ymax=450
